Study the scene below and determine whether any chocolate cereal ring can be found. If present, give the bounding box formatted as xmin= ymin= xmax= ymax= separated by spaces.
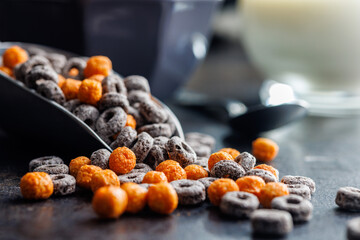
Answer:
xmin=272 ymin=195 xmax=313 ymax=222
xmin=26 ymin=47 xmax=47 ymax=56
xmin=73 ymin=104 xmax=100 ymax=130
xmin=147 ymin=136 xmax=170 ymax=169
xmin=170 ymin=179 xmax=206 ymax=205
xmin=90 ymin=148 xmax=111 ymax=169
xmin=286 ymin=184 xmax=311 ymax=200
xmin=139 ymin=100 xmax=168 ymax=124
xmin=211 ymin=160 xmax=246 ymax=180
xmin=251 ymin=209 xmax=293 ymax=236
xmin=110 ymin=126 xmax=137 ymax=149
xmin=63 ymin=99 xmax=82 ymax=112
xmin=131 ymin=132 xmax=154 ymax=163
xmin=129 ymin=163 xmax=153 ymax=174
xmin=166 ymin=136 xmax=196 ymax=168
xmin=33 ymin=164 xmax=69 ymax=175
xmin=124 ymin=75 xmax=150 ymax=93
xmin=335 ymin=187 xmax=360 ymax=211
xmin=138 ymin=123 xmax=172 ymax=138
xmin=127 ymin=106 xmax=147 ymax=128
xmin=235 ymin=152 xmax=256 ymax=172
xmin=96 ymin=107 xmax=127 ymax=137
xmin=198 ymin=177 xmax=218 ymax=198
xmin=102 ymin=74 xmax=127 ymax=95
xmin=23 ymin=55 xmax=51 ymax=74
xmin=29 ymin=156 xmax=63 ymax=172
xmin=98 ymin=93 xmax=129 ymax=112
xmin=187 ymin=141 xmax=212 ymax=158
xmin=220 ymin=191 xmax=259 ymax=218
xmin=36 ymin=80 xmax=66 ymax=105
xmin=246 ymin=169 xmax=277 ymax=183
xmin=347 ymin=217 xmax=360 ymax=240
xmin=118 ymin=172 xmax=146 ymax=184
xmin=50 ymin=174 xmax=76 ymax=196
xmin=185 ymin=132 xmax=216 ymax=150
xmin=62 ymin=57 xmax=86 ymax=79
xmin=46 ymin=53 xmax=66 ymax=74
xmin=25 ymin=65 xmax=58 ymax=89
xmin=281 ymin=175 xmax=316 ymax=194
xmin=194 ymin=157 xmax=208 ymax=169
xmin=127 ymin=90 xmax=150 ymax=105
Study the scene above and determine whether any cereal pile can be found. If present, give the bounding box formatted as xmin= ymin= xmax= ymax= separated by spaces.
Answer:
xmin=1 ymin=45 xmax=320 ymax=237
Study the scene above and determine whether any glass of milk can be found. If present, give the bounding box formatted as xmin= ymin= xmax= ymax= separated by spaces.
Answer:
xmin=241 ymin=0 xmax=360 ymax=116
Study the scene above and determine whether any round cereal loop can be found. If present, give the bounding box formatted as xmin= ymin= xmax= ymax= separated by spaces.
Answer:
xmin=121 ymin=182 xmax=148 ymax=213
xmin=84 ymin=56 xmax=112 ymax=78
xmin=127 ymin=106 xmax=147 ymax=128
xmin=286 ymin=184 xmax=312 ymax=200
xmin=96 ymin=107 xmax=127 ymax=137
xmin=139 ymin=183 xmax=153 ymax=190
xmin=69 ymin=156 xmax=91 ymax=177
xmin=208 ymin=178 xmax=239 ymax=206
xmin=62 ymin=57 xmax=86 ymax=79
xmin=118 ymin=172 xmax=146 ymax=184
xmin=50 ymin=174 xmax=76 ymax=196
xmin=166 ymin=136 xmax=197 ymax=168
xmin=234 ymin=152 xmax=256 ymax=172
xmin=138 ymin=123 xmax=172 ymax=138
xmin=90 ymin=148 xmax=111 ymax=169
xmin=254 ymin=164 xmax=279 ymax=181
xmin=29 ymin=156 xmax=63 ymax=172
xmin=259 ymin=182 xmax=289 ymax=208
xmin=147 ymin=137 xmax=170 ymax=169
xmin=90 ymin=169 xmax=120 ymax=193
xmin=347 ymin=217 xmax=360 ymax=240
xmin=236 ymin=176 xmax=266 ymax=198
xmin=211 ymin=160 xmax=245 ymax=180
xmin=161 ymin=164 xmax=187 ymax=182
xmin=46 ymin=53 xmax=66 ymax=74
xmin=147 ymin=182 xmax=178 ymax=214
xmin=156 ymin=160 xmax=180 ymax=172
xmin=186 ymin=142 xmax=212 ymax=158
xmin=124 ymin=75 xmax=150 ymax=93
xmin=251 ymin=209 xmax=293 ymax=236
xmin=184 ymin=165 xmax=208 ymax=180
xmin=252 ymin=137 xmax=279 ymax=162
xmin=139 ymin=100 xmax=168 ymax=123
xmin=22 ymin=55 xmax=51 ymax=77
xmin=25 ymin=65 xmax=58 ymax=89
xmin=125 ymin=114 xmax=137 ymax=129
xmin=3 ymin=45 xmax=29 ymax=68
xmin=76 ymin=165 xmax=102 ymax=189
xmin=142 ymin=171 xmax=168 ymax=184
xmin=185 ymin=132 xmax=216 ymax=149
xmin=26 ymin=47 xmax=46 ymax=56
xmin=165 ymin=113 xmax=177 ymax=136
xmin=272 ymin=194 xmax=313 ymax=222
xmin=131 ymin=132 xmax=154 ymax=163
xmin=61 ymin=78 xmax=82 ymax=100
xmin=281 ymin=175 xmax=316 ymax=194
xmin=98 ymin=93 xmax=129 ymax=112
xmin=219 ymin=148 xmax=240 ymax=159
xmin=78 ymin=79 xmax=102 ymax=105
xmin=33 ymin=164 xmax=69 ymax=175
xmin=109 ymin=147 xmax=136 ymax=175
xmin=110 ymin=126 xmax=137 ymax=149
xmin=36 ymin=80 xmax=66 ymax=105
xmin=127 ymin=90 xmax=150 ymax=105
xmin=63 ymin=99 xmax=82 ymax=112
xmin=102 ymin=74 xmax=127 ymax=95
xmin=170 ymin=179 xmax=205 ymax=205
xmin=208 ymin=151 xmax=234 ymax=171
xmin=92 ymin=186 xmax=128 ymax=218
xmin=198 ymin=177 xmax=218 ymax=198
xmin=220 ymin=191 xmax=260 ymax=218
xmin=20 ymin=172 xmax=53 ymax=200
xmin=245 ymin=169 xmax=277 ymax=183
xmin=335 ymin=187 xmax=360 ymax=211
xmin=130 ymin=163 xmax=153 ymax=174
xmin=194 ymin=157 xmax=208 ymax=169
xmin=73 ymin=104 xmax=100 ymax=130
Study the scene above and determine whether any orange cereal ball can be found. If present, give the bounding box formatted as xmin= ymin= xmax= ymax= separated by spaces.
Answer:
xmin=68 ymin=68 xmax=79 ymax=77
xmin=121 ymin=182 xmax=148 ymax=213
xmin=76 ymin=165 xmax=102 ymax=189
xmin=58 ymin=74 xmax=66 ymax=88
xmin=0 ymin=66 xmax=13 ymax=76
xmin=89 ymin=74 xmax=105 ymax=82
xmin=161 ymin=164 xmax=187 ymax=182
xmin=253 ymin=164 xmax=279 ymax=180
xmin=20 ymin=172 xmax=53 ymax=200
xmin=155 ymin=160 xmax=180 ymax=172
xmin=142 ymin=171 xmax=168 ymax=184
xmin=147 ymin=183 xmax=178 ymax=214
xmin=208 ymin=151 xmax=234 ymax=171
xmin=220 ymin=148 xmax=240 ymax=159
xmin=259 ymin=182 xmax=289 ymax=208
xmin=92 ymin=186 xmax=128 ymax=218
xmin=61 ymin=78 xmax=82 ymax=100
xmin=236 ymin=176 xmax=266 ymax=198
xmin=78 ymin=79 xmax=102 ymax=105
xmin=184 ymin=165 xmax=208 ymax=180
xmin=125 ymin=114 xmax=137 ymax=129
xmin=252 ymin=138 xmax=279 ymax=162
xmin=208 ymin=178 xmax=239 ymax=206
xmin=109 ymin=147 xmax=136 ymax=175
xmin=2 ymin=46 xmax=29 ymax=68
xmin=91 ymin=169 xmax=120 ymax=193
xmin=84 ymin=56 xmax=112 ymax=78
xmin=69 ymin=156 xmax=91 ymax=177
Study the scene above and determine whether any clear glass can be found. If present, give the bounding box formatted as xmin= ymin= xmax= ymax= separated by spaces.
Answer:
xmin=241 ymin=0 xmax=360 ymax=116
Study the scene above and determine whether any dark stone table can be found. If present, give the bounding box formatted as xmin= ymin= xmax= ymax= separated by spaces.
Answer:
xmin=1 ymin=102 xmax=360 ymax=240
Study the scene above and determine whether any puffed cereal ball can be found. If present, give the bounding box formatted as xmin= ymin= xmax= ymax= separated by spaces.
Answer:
xmin=184 ymin=165 xmax=208 ymax=180
xmin=121 ymin=182 xmax=148 ymax=213
xmin=92 ymin=186 xmax=128 ymax=218
xmin=20 ymin=172 xmax=53 ymax=200
xmin=147 ymin=183 xmax=178 ymax=214
xmin=3 ymin=46 xmax=29 ymax=68
xmin=84 ymin=56 xmax=112 ymax=78
xmin=91 ymin=169 xmax=120 ymax=193
xmin=76 ymin=165 xmax=102 ymax=189
xmin=208 ymin=151 xmax=234 ymax=171
xmin=259 ymin=182 xmax=289 ymax=208
xmin=69 ymin=156 xmax=91 ymax=177
xmin=208 ymin=178 xmax=239 ymax=206
xmin=78 ymin=79 xmax=102 ymax=105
